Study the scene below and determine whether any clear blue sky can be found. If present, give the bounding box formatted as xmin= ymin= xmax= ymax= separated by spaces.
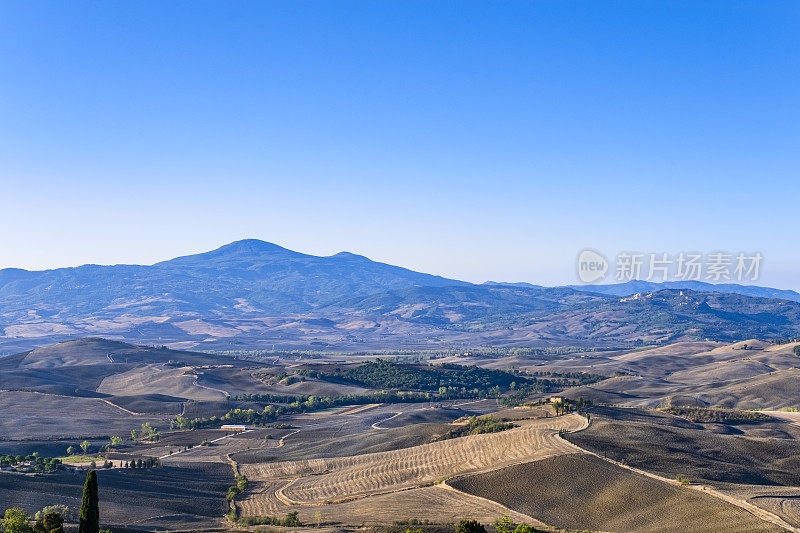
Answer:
xmin=2 ymin=1 xmax=798 ymax=289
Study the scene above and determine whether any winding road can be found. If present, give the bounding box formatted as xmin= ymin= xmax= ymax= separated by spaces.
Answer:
xmin=158 ymin=429 xmax=253 ymax=459
xmin=371 ymin=411 xmax=403 ymax=429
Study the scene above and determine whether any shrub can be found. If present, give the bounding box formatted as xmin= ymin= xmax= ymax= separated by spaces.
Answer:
xmin=36 ymin=506 xmax=74 ymax=524
xmin=226 ymin=475 xmax=249 ymax=501
xmin=282 ymin=511 xmax=300 ymax=527
xmin=3 ymin=508 xmax=33 ymax=533
xmin=493 ymin=513 xmax=515 ymax=533
xmin=456 ymin=520 xmax=486 ymax=533
xmin=33 ymin=511 xmax=64 ymax=533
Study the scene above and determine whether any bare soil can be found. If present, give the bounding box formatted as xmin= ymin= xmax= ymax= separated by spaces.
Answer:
xmin=449 ymin=454 xmax=784 ymax=533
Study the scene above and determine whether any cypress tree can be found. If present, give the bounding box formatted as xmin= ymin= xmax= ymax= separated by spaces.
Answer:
xmin=78 ymin=470 xmax=99 ymax=533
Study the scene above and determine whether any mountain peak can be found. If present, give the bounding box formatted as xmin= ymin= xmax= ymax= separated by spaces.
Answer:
xmin=212 ymin=239 xmax=290 ymax=254
xmin=331 ymin=251 xmax=368 ymax=260
xmin=159 ymin=239 xmax=298 ymax=265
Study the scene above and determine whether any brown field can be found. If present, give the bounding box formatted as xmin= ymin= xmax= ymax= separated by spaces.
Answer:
xmin=0 ymin=391 xmax=171 ymax=438
xmin=242 ymin=484 xmax=542 ymax=528
xmin=726 ymin=485 xmax=800 ymax=528
xmin=567 ymin=407 xmax=800 ymax=486
xmin=97 ymin=364 xmax=229 ymax=401
xmin=6 ymin=337 xmax=800 ymax=532
xmin=537 ymin=341 xmax=800 ymax=411
xmin=0 ymin=463 xmax=231 ymax=530
xmin=237 ymin=415 xmax=583 ymax=521
xmin=450 ymin=454 xmax=784 ymax=533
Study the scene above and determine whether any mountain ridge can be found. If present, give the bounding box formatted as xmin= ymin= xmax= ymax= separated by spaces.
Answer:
xmin=5 ymin=239 xmax=796 ymax=301
xmin=0 ymin=239 xmax=798 ymax=353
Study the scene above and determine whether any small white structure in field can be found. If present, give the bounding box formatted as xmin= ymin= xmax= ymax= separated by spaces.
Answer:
xmin=220 ymin=424 xmax=248 ymax=431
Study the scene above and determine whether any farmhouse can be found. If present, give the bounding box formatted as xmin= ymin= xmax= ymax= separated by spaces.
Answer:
xmin=220 ymin=424 xmax=248 ymax=431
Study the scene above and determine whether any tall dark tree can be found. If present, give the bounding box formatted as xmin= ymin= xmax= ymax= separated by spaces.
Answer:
xmin=78 ymin=470 xmax=99 ymax=533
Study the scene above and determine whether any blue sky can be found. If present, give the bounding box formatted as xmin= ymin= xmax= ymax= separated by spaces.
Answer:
xmin=1 ymin=1 xmax=798 ymax=289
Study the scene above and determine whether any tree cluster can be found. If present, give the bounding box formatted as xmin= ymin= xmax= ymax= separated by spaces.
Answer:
xmin=121 ymin=457 xmax=159 ymax=469
xmin=130 ymin=423 xmax=160 ymax=442
xmin=226 ymin=475 xmax=249 ymax=501
xmin=237 ymin=512 xmax=300 ymax=527
xmin=182 ymin=391 xmax=431 ymax=429
xmin=0 ymin=454 xmax=62 ymax=473
xmin=437 ymin=416 xmax=516 ymax=440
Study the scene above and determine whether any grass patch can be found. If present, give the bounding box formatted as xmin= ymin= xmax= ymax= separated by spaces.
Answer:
xmin=58 ymin=455 xmax=106 ymax=463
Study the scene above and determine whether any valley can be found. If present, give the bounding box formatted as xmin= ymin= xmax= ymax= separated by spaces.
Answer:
xmin=5 ymin=2 xmax=796 ymax=531
xmin=3 ymin=336 xmax=800 ymax=532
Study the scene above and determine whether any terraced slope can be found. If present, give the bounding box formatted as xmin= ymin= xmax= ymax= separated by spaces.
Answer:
xmin=246 ymin=484 xmax=543 ymax=528
xmin=238 ymin=414 xmax=583 ymax=517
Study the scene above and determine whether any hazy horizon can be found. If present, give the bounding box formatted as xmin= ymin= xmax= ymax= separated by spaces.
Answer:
xmin=1 ymin=237 xmax=797 ymax=293
xmin=2 ymin=1 xmax=798 ymax=290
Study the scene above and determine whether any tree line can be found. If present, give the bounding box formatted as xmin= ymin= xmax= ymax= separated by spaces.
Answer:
xmin=0 ymin=454 xmax=62 ymax=473
xmin=177 ymin=391 xmax=433 ymax=429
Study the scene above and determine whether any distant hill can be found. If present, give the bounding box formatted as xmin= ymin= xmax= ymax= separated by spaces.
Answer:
xmin=0 ymin=337 xmax=246 ymax=397
xmin=0 ymin=240 xmax=798 ymax=352
xmin=563 ymin=280 xmax=800 ymax=303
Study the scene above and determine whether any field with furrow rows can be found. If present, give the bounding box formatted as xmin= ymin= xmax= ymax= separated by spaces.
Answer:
xmin=239 ymin=414 xmax=583 ymax=508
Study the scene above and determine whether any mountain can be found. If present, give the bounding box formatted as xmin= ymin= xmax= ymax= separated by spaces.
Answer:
xmin=0 ymin=240 xmax=798 ymax=352
xmin=0 ymin=238 xmax=466 ymax=317
xmin=520 ymin=289 xmax=800 ymax=344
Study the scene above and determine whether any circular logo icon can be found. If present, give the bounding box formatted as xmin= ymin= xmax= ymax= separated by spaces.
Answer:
xmin=576 ymin=249 xmax=608 ymax=284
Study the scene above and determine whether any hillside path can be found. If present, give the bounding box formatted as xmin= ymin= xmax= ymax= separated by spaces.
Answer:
xmin=557 ymin=415 xmax=800 ymax=533
xmin=158 ymin=429 xmax=253 ymax=460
